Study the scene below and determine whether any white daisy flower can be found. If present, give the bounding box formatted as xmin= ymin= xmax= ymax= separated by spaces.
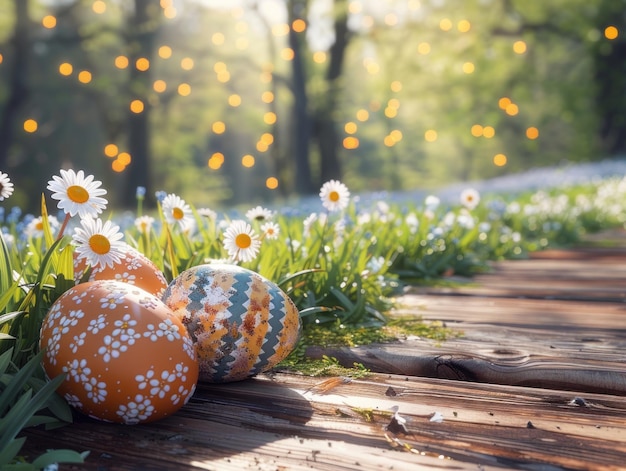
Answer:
xmin=460 ymin=188 xmax=480 ymax=210
xmin=24 ymin=215 xmax=60 ymax=239
xmin=246 ymin=205 xmax=274 ymax=222
xmin=134 ymin=215 xmax=155 ymax=234
xmin=261 ymin=221 xmax=280 ymax=240
xmin=223 ymin=219 xmax=261 ymax=263
xmin=0 ymin=171 xmax=14 ymax=201
xmin=424 ymin=195 xmax=440 ymax=211
xmin=72 ymin=217 xmax=127 ymax=269
xmin=161 ymin=193 xmax=193 ymax=230
xmin=47 ymin=169 xmax=108 ymax=218
xmin=319 ymin=180 xmax=350 ymax=212
xmin=197 ymin=207 xmax=217 ymax=220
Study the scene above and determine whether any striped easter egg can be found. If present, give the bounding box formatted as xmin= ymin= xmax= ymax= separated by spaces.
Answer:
xmin=162 ymin=264 xmax=301 ymax=383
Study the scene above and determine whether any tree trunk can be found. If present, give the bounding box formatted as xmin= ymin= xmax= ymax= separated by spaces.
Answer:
xmin=122 ymin=0 xmax=160 ymax=207
xmin=287 ymin=0 xmax=314 ymax=195
xmin=316 ymin=0 xmax=350 ymax=185
xmin=0 ymin=0 xmax=30 ymax=171
xmin=592 ymin=0 xmax=626 ymax=156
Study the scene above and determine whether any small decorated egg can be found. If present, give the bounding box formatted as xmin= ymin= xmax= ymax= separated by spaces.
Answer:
xmin=40 ymin=280 xmax=198 ymax=424
xmin=74 ymin=247 xmax=168 ymax=298
xmin=162 ymin=264 xmax=301 ymax=383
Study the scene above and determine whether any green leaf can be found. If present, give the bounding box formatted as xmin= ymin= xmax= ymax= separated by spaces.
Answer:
xmin=0 ymin=436 xmax=26 ymax=468
xmin=32 ymin=449 xmax=89 ymax=468
xmin=0 ymin=350 xmax=43 ymax=418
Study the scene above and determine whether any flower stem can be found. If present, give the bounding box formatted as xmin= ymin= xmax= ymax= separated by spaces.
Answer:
xmin=57 ymin=213 xmax=71 ymax=240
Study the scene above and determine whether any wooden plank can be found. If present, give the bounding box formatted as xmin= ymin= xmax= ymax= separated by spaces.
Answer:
xmin=18 ymin=243 xmax=626 ymax=470
xmin=413 ymin=247 xmax=626 ymax=301
xmin=21 ymin=372 xmax=626 ymax=470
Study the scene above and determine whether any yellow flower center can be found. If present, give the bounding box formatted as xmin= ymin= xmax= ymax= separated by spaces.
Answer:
xmin=89 ymin=234 xmax=111 ymax=255
xmin=172 ymin=207 xmax=184 ymax=220
xmin=329 ymin=190 xmax=340 ymax=202
xmin=67 ymin=185 xmax=90 ymax=203
xmin=235 ymin=233 xmax=252 ymax=249
xmin=36 ymin=221 xmax=44 ymax=230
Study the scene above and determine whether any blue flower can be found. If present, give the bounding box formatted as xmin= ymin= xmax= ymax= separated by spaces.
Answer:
xmin=155 ymin=191 xmax=167 ymax=203
xmin=136 ymin=186 xmax=146 ymax=199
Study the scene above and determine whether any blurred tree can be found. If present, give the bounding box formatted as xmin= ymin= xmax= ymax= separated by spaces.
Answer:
xmin=123 ymin=0 xmax=162 ymax=206
xmin=0 ymin=0 xmax=30 ymax=172
xmin=590 ymin=0 xmax=626 ymax=156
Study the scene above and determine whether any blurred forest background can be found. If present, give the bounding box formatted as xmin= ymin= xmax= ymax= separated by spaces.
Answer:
xmin=0 ymin=0 xmax=625 ymax=212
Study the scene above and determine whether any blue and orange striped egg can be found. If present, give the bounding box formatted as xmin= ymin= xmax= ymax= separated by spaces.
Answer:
xmin=162 ymin=264 xmax=301 ymax=383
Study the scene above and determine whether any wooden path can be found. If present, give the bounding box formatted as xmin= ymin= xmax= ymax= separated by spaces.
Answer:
xmin=21 ymin=241 xmax=626 ymax=470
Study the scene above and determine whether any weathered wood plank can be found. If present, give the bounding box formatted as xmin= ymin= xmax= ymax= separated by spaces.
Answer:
xmin=21 ymin=373 xmax=626 ymax=470
xmin=19 ymin=243 xmax=626 ymax=470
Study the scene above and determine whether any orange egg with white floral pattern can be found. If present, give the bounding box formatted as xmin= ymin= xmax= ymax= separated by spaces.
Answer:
xmin=74 ymin=247 xmax=168 ymax=298
xmin=40 ymin=280 xmax=198 ymax=424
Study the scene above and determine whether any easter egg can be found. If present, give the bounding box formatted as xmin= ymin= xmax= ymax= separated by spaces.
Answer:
xmin=40 ymin=280 xmax=198 ymax=424
xmin=74 ymin=246 xmax=168 ymax=298
xmin=162 ymin=264 xmax=301 ymax=383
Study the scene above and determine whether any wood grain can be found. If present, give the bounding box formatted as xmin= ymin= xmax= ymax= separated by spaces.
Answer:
xmin=20 ymin=243 xmax=626 ymax=470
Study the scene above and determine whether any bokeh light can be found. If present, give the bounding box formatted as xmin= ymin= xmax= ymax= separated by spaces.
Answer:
xmin=425 ymin=129 xmax=438 ymax=142
xmin=417 ymin=42 xmax=431 ymax=55
xmin=526 ymin=126 xmax=540 ymax=139
xmin=78 ymin=70 xmax=92 ymax=84
xmin=180 ymin=58 xmax=194 ymax=70
xmin=114 ymin=56 xmax=129 ymax=69
xmin=92 ymin=0 xmax=106 ymax=13
xmin=604 ymin=26 xmax=618 ymax=40
xmin=457 ymin=20 xmax=471 ymax=32
xmin=23 ymin=119 xmax=38 ymax=133
xmin=471 ymin=124 xmax=483 ymax=137
xmin=482 ymin=126 xmax=495 ymax=138
xmin=59 ymin=62 xmax=73 ymax=76
xmin=42 ymin=15 xmax=57 ymax=29
xmin=208 ymin=152 xmax=224 ymax=170
xmin=228 ymin=94 xmax=242 ymax=107
xmin=158 ymin=46 xmax=172 ymax=59
xmin=493 ymin=153 xmax=507 ymax=166
xmin=462 ymin=62 xmax=475 ymax=74
xmin=343 ymin=137 xmax=359 ymax=149
xmin=104 ymin=144 xmax=119 ymax=157
xmin=178 ymin=83 xmax=191 ymax=96
xmin=264 ymin=112 xmax=277 ymax=125
xmin=439 ymin=18 xmax=452 ymax=31
xmin=212 ymin=121 xmax=226 ymax=134
xmin=242 ymin=154 xmax=255 ymax=167
xmin=513 ymin=40 xmax=527 ymax=54
xmin=292 ymin=19 xmax=306 ymax=33
xmin=136 ymin=58 xmax=150 ymax=71
xmin=266 ymin=177 xmax=279 ymax=190
xmin=153 ymin=80 xmax=167 ymax=93
xmin=130 ymin=100 xmax=144 ymax=113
